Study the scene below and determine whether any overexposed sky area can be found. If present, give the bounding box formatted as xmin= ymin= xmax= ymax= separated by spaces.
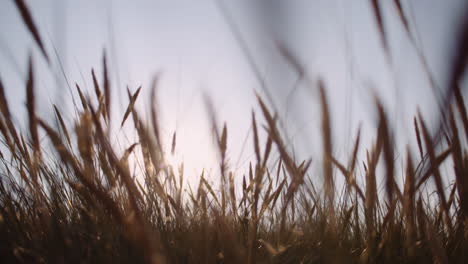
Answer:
xmin=0 ymin=0 xmax=467 ymax=183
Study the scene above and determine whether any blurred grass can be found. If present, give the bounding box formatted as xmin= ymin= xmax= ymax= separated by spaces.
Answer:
xmin=1 ymin=0 xmax=468 ymax=263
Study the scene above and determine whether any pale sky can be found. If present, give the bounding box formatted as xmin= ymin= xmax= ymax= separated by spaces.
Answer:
xmin=0 ymin=0 xmax=467 ymax=185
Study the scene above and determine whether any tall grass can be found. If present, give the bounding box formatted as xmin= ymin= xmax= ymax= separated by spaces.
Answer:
xmin=1 ymin=0 xmax=468 ymax=263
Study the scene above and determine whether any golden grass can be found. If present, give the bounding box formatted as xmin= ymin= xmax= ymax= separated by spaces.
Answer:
xmin=2 ymin=0 xmax=468 ymax=263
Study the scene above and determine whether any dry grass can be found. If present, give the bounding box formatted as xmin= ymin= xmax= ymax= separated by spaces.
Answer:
xmin=1 ymin=0 xmax=468 ymax=263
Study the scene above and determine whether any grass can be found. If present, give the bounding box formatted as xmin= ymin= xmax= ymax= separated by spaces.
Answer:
xmin=1 ymin=0 xmax=468 ymax=263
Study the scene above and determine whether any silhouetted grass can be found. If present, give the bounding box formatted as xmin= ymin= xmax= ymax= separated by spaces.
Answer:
xmin=1 ymin=0 xmax=468 ymax=263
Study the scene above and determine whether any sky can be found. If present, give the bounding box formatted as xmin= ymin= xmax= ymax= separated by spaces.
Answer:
xmin=0 ymin=0 xmax=467 ymax=185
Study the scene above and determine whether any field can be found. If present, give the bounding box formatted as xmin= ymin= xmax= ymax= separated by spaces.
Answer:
xmin=1 ymin=0 xmax=468 ymax=263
